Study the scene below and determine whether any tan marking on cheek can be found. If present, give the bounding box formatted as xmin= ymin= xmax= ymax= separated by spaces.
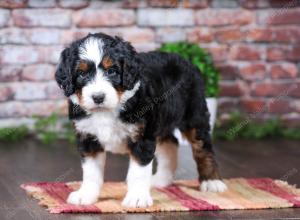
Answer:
xmin=102 ymin=56 xmax=113 ymax=69
xmin=75 ymin=90 xmax=83 ymax=105
xmin=117 ymin=90 xmax=124 ymax=101
xmin=77 ymin=61 xmax=89 ymax=72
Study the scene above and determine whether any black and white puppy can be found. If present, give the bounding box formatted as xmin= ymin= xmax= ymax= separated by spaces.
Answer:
xmin=55 ymin=33 xmax=227 ymax=208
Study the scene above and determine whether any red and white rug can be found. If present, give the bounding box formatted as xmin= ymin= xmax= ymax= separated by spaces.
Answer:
xmin=21 ymin=178 xmax=300 ymax=214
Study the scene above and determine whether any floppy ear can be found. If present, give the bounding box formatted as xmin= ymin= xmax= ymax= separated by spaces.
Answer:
xmin=55 ymin=47 xmax=75 ymax=97
xmin=112 ymin=36 xmax=141 ymax=90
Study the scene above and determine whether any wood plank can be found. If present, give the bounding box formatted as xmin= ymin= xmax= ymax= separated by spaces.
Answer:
xmin=0 ymin=139 xmax=299 ymax=220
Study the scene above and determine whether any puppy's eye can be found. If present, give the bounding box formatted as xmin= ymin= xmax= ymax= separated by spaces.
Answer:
xmin=107 ymin=67 xmax=117 ymax=75
xmin=77 ymin=61 xmax=89 ymax=74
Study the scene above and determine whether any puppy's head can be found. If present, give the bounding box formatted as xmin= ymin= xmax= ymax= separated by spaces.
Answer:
xmin=55 ymin=33 xmax=141 ymax=112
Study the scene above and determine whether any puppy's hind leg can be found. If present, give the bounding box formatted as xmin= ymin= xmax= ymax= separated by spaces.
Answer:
xmin=183 ymin=128 xmax=227 ymax=193
xmin=152 ymin=136 xmax=178 ymax=188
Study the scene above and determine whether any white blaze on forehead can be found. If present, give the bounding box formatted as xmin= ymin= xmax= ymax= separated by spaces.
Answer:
xmin=79 ymin=37 xmax=104 ymax=65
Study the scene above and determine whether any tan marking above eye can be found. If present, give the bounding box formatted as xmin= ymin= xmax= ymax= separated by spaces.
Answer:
xmin=77 ymin=61 xmax=89 ymax=73
xmin=102 ymin=56 xmax=113 ymax=69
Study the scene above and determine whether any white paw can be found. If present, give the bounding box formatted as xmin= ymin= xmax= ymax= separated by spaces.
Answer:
xmin=200 ymin=180 xmax=227 ymax=193
xmin=151 ymin=173 xmax=173 ymax=188
xmin=67 ymin=189 xmax=99 ymax=205
xmin=122 ymin=190 xmax=153 ymax=208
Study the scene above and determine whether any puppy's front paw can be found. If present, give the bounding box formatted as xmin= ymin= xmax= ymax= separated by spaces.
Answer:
xmin=67 ymin=189 xmax=99 ymax=205
xmin=151 ymin=173 xmax=173 ymax=188
xmin=200 ymin=179 xmax=227 ymax=193
xmin=122 ymin=191 xmax=153 ymax=208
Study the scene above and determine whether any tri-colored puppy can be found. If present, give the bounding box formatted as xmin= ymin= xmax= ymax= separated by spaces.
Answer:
xmin=55 ymin=33 xmax=227 ymax=208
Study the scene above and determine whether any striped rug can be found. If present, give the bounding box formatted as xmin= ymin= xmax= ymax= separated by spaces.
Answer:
xmin=20 ymin=178 xmax=300 ymax=214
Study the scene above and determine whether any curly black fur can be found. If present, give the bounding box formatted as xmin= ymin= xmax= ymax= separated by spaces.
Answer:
xmin=56 ymin=33 xmax=218 ymax=180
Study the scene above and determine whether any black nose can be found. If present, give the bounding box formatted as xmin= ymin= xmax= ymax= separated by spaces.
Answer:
xmin=92 ymin=93 xmax=105 ymax=104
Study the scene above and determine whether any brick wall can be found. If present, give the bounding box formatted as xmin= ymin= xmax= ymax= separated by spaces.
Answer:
xmin=0 ymin=0 xmax=300 ymax=127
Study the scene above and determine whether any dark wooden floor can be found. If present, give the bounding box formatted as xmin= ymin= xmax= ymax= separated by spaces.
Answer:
xmin=0 ymin=138 xmax=299 ymax=220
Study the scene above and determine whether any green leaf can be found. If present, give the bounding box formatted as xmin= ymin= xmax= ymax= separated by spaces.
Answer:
xmin=159 ymin=42 xmax=220 ymax=97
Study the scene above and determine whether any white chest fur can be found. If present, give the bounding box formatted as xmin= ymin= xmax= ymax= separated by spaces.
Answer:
xmin=74 ymin=112 xmax=138 ymax=154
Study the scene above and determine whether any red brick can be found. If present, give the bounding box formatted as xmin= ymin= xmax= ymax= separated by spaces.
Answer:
xmin=147 ymin=0 xmax=180 ymax=8
xmin=204 ymin=45 xmax=228 ymax=62
xmin=45 ymin=81 xmax=64 ymax=100
xmin=267 ymin=46 xmax=288 ymax=61
xmin=0 ymin=100 xmax=67 ymax=118
xmin=0 ymin=66 xmax=21 ymax=82
xmin=26 ymin=28 xmax=63 ymax=45
xmin=252 ymin=82 xmax=299 ymax=97
xmin=38 ymin=45 xmax=64 ymax=64
xmin=156 ymin=28 xmax=186 ymax=42
xmin=9 ymin=81 xmax=63 ymax=101
xmin=58 ymin=0 xmax=89 ymax=9
xmin=211 ymin=0 xmax=239 ymax=8
xmin=0 ymin=9 xmax=10 ymax=27
xmin=0 ymin=28 xmax=29 ymax=44
xmin=288 ymin=46 xmax=300 ymax=61
xmin=74 ymin=9 xmax=135 ymax=27
xmin=220 ymin=81 xmax=246 ymax=97
xmin=195 ymin=9 xmax=254 ymax=26
xmin=248 ymin=27 xmax=272 ymax=42
xmin=216 ymin=63 xmax=239 ymax=80
xmin=186 ymin=28 xmax=213 ymax=43
xmin=267 ymin=99 xmax=292 ymax=113
xmin=122 ymin=0 xmax=148 ymax=8
xmin=22 ymin=64 xmax=55 ymax=81
xmin=258 ymin=9 xmax=300 ymax=25
xmin=274 ymin=27 xmax=300 ymax=43
xmin=0 ymin=28 xmax=75 ymax=45
xmin=132 ymin=42 xmax=160 ymax=52
xmin=215 ymin=28 xmax=244 ymax=42
xmin=28 ymin=0 xmax=56 ymax=8
xmin=289 ymin=83 xmax=300 ymax=98
xmin=229 ymin=45 xmax=263 ymax=61
xmin=269 ymin=0 xmax=298 ymax=8
xmin=270 ymin=63 xmax=298 ymax=79
xmin=218 ymin=98 xmax=239 ymax=112
xmin=239 ymin=63 xmax=267 ymax=80
xmin=137 ymin=9 xmax=194 ymax=26
xmin=240 ymin=0 xmax=269 ymax=8
xmin=0 ymin=46 xmax=40 ymax=64
xmin=240 ymin=99 xmax=266 ymax=113
xmin=0 ymin=101 xmax=27 ymax=118
xmin=0 ymin=86 xmax=14 ymax=102
xmin=116 ymin=27 xmax=155 ymax=44
xmin=248 ymin=27 xmax=300 ymax=43
xmin=0 ymin=0 xmax=27 ymax=8
xmin=293 ymin=101 xmax=300 ymax=113
xmin=11 ymin=82 xmax=47 ymax=101
xmin=182 ymin=0 xmax=209 ymax=8
xmin=13 ymin=9 xmax=71 ymax=27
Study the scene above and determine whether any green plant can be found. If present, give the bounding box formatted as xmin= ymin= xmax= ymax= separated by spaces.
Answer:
xmin=0 ymin=126 xmax=29 ymax=142
xmin=33 ymin=113 xmax=75 ymax=144
xmin=159 ymin=42 xmax=220 ymax=97
xmin=34 ymin=114 xmax=60 ymax=144
xmin=214 ymin=112 xmax=300 ymax=141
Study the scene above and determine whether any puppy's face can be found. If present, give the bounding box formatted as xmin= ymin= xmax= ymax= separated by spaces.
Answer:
xmin=55 ymin=33 xmax=140 ymax=112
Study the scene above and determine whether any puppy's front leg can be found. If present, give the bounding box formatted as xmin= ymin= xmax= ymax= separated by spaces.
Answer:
xmin=67 ymin=152 xmax=106 ymax=205
xmin=122 ymin=156 xmax=153 ymax=208
xmin=67 ymin=134 xmax=105 ymax=205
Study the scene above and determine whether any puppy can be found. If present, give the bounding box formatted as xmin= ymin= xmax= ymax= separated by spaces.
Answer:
xmin=55 ymin=33 xmax=227 ymax=208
